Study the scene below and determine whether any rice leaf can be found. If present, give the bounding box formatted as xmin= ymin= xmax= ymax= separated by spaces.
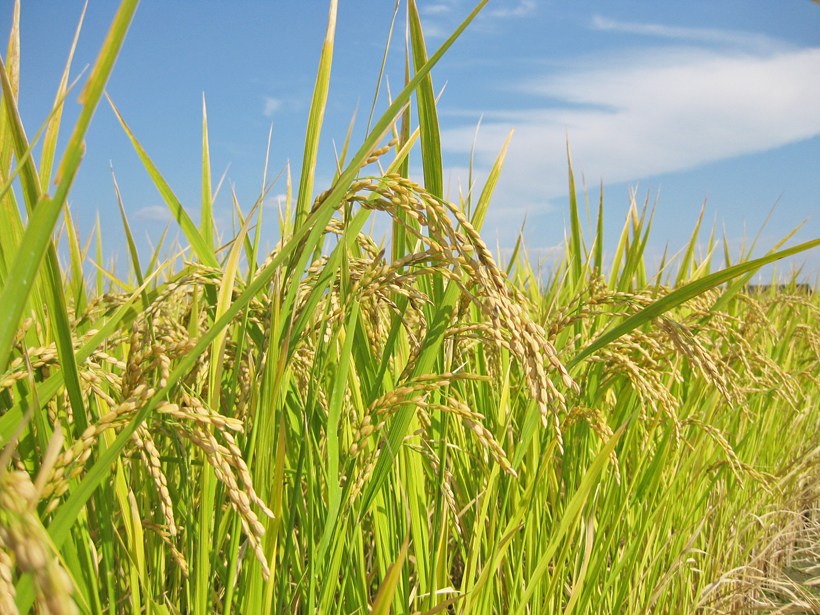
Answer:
xmin=567 ymin=139 xmax=584 ymax=284
xmin=568 ymin=236 xmax=820 ymax=368
xmin=39 ymin=1 xmax=86 ymax=192
xmin=107 ymin=94 xmax=219 ymax=269
xmin=294 ymin=0 xmax=337 ymax=228
xmin=471 ymin=129 xmax=512 ymax=233
xmin=201 ymin=94 xmax=214 ymax=251
xmin=111 ymin=166 xmax=149 ymax=309
xmin=370 ymin=533 xmax=410 ymax=615
xmin=674 ymin=199 xmax=706 ymax=287
xmin=408 ymin=0 xmax=443 ymax=200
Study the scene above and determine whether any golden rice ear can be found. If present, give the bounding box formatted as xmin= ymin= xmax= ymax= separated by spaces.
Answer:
xmin=0 ymin=547 xmax=17 ymax=615
xmin=32 ymin=427 xmax=65 ymax=505
xmin=346 ymin=175 xmax=577 ymax=448
xmin=1 ymin=470 xmax=79 ymax=615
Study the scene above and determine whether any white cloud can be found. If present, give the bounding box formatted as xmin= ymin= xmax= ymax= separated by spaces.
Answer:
xmin=440 ymin=45 xmax=820 ymax=221
xmin=589 ymin=15 xmax=780 ymax=51
xmin=263 ymin=97 xmax=282 ymax=117
xmin=418 ymin=0 xmax=463 ymax=37
xmin=134 ymin=206 xmax=171 ymax=222
xmin=421 ymin=2 xmax=455 ymax=15
xmin=263 ymin=193 xmax=289 ymax=209
xmin=488 ymin=0 xmax=536 ymax=18
xmin=418 ymin=21 xmax=451 ymax=40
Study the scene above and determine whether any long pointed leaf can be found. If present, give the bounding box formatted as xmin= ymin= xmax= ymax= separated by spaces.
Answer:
xmin=107 ymin=94 xmax=219 ymax=269
xmin=568 ymin=236 xmax=820 ymax=368
xmin=201 ymin=94 xmax=214 ymax=251
xmin=408 ymin=0 xmax=443 ymax=200
xmin=39 ymin=2 xmax=87 ymax=191
xmin=471 ymin=129 xmax=512 ymax=233
xmin=294 ymin=0 xmax=337 ymax=228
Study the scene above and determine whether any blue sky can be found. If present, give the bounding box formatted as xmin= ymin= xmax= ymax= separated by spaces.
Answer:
xmin=3 ymin=0 xmax=819 ymax=281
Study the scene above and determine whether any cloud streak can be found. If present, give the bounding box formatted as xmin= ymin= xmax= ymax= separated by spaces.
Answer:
xmin=419 ymin=0 xmax=537 ymax=38
xmin=589 ymin=15 xmax=780 ymax=50
xmin=440 ymin=42 xmax=820 ymax=224
xmin=487 ymin=0 xmax=537 ymax=18
xmin=134 ymin=206 xmax=171 ymax=222
xmin=263 ymin=97 xmax=282 ymax=117
xmin=263 ymin=193 xmax=289 ymax=210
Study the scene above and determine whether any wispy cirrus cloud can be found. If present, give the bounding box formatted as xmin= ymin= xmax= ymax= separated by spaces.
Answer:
xmin=439 ymin=30 xmax=820 ymax=233
xmin=419 ymin=0 xmax=537 ymax=38
xmin=263 ymin=193 xmax=289 ymax=210
xmin=589 ymin=15 xmax=780 ymax=51
xmin=134 ymin=206 xmax=171 ymax=222
xmin=263 ymin=96 xmax=282 ymax=117
xmin=487 ymin=0 xmax=537 ymax=18
xmin=420 ymin=2 xmax=455 ymax=15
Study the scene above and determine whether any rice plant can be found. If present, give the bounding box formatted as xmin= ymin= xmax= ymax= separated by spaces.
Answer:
xmin=1 ymin=1 xmax=819 ymax=614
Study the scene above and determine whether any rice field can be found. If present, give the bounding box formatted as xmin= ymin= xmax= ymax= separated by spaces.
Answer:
xmin=1 ymin=1 xmax=820 ymax=614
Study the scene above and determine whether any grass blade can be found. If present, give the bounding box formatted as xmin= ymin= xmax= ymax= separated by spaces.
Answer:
xmin=567 ymin=139 xmax=585 ymax=284
xmin=201 ymin=94 xmax=214 ymax=251
xmin=674 ymin=199 xmax=706 ymax=287
xmin=470 ymin=129 xmax=512 ymax=233
xmin=370 ymin=533 xmax=410 ymax=615
xmin=107 ymin=93 xmax=219 ymax=269
xmin=408 ymin=0 xmax=443 ymax=200
xmin=593 ymin=179 xmax=604 ymax=274
xmin=39 ymin=1 xmax=86 ymax=192
xmin=294 ymin=0 xmax=337 ymax=228
xmin=0 ymin=0 xmax=20 ymax=178
xmin=111 ymin=166 xmax=146 ymax=293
